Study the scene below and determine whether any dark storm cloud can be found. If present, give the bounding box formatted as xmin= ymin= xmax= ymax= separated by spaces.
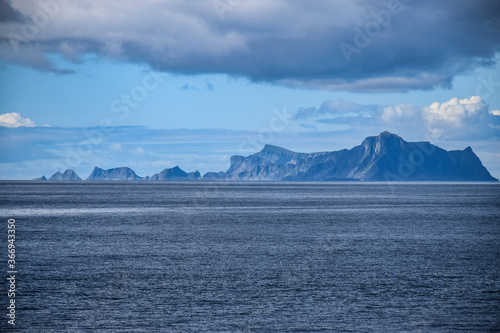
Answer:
xmin=0 ymin=0 xmax=24 ymax=23
xmin=1 ymin=0 xmax=499 ymax=91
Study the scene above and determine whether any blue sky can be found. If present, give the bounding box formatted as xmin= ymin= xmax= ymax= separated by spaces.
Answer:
xmin=0 ymin=0 xmax=499 ymax=179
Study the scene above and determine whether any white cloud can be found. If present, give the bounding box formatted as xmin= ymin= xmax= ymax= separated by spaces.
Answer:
xmin=381 ymin=104 xmax=419 ymax=122
xmin=0 ymin=113 xmax=37 ymax=127
xmin=377 ymin=96 xmax=499 ymax=140
xmin=293 ymin=96 xmax=500 ymax=141
xmin=423 ymin=96 xmax=486 ymax=128
xmin=422 ymin=96 xmax=491 ymax=139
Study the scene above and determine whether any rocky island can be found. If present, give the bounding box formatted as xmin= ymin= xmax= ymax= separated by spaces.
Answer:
xmin=34 ymin=132 xmax=498 ymax=182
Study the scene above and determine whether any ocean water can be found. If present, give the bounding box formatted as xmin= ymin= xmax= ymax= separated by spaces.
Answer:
xmin=1 ymin=181 xmax=499 ymax=332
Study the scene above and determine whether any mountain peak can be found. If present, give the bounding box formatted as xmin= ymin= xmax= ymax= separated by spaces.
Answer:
xmin=261 ymin=144 xmax=296 ymax=155
xmin=378 ymin=131 xmax=404 ymax=141
xmin=49 ymin=169 xmax=81 ymax=181
xmin=361 ymin=131 xmax=406 ymax=152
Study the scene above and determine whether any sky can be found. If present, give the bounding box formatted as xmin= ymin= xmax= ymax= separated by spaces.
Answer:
xmin=0 ymin=0 xmax=499 ymax=180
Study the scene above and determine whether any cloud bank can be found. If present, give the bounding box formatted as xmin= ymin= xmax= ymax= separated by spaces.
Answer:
xmin=294 ymin=96 xmax=500 ymax=141
xmin=1 ymin=0 xmax=499 ymax=91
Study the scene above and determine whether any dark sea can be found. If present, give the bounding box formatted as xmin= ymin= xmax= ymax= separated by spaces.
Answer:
xmin=1 ymin=181 xmax=499 ymax=332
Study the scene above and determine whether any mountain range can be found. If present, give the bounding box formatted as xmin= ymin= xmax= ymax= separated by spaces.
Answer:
xmin=34 ymin=132 xmax=498 ymax=182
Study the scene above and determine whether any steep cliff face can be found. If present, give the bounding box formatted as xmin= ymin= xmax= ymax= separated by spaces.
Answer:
xmin=221 ymin=132 xmax=497 ymax=181
xmin=226 ymin=146 xmax=299 ymax=180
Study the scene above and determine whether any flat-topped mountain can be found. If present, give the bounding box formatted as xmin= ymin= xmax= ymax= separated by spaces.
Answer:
xmin=86 ymin=167 xmax=142 ymax=181
xmin=147 ymin=166 xmax=201 ymax=181
xmin=219 ymin=132 xmax=497 ymax=181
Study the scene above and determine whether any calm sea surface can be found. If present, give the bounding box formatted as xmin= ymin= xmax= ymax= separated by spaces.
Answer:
xmin=0 ymin=182 xmax=499 ymax=332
